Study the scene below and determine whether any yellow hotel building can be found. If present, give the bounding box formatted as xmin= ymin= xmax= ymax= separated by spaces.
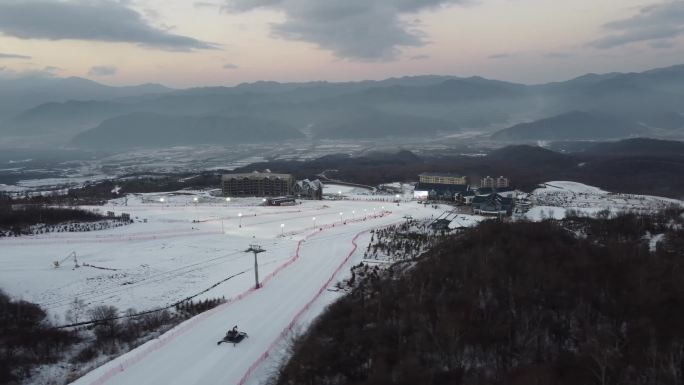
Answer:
xmin=418 ymin=172 xmax=467 ymax=185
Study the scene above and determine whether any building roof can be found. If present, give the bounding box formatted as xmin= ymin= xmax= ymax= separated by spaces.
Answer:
xmin=430 ymin=219 xmax=452 ymax=229
xmin=472 ymin=193 xmax=514 ymax=205
xmin=475 ymin=187 xmax=514 ymax=196
xmin=419 ymin=172 xmax=465 ymax=178
xmin=414 ymin=183 xmax=470 ymax=194
xmin=222 ymin=172 xmax=294 ymax=181
xmin=296 ymin=179 xmax=323 ymax=189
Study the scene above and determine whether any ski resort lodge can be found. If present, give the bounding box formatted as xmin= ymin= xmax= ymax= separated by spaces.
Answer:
xmin=222 ymin=172 xmax=295 ymax=197
xmin=413 ymin=172 xmax=471 ymax=201
xmin=413 ymin=172 xmax=516 ymax=215
xmin=418 ymin=172 xmax=467 ymax=185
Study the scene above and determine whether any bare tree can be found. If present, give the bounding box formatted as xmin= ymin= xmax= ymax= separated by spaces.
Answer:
xmin=87 ymin=305 xmax=120 ymax=340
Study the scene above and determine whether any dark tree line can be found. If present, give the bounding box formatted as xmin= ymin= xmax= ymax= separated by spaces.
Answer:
xmin=0 ymin=291 xmax=79 ymax=384
xmin=0 ymin=292 xmax=228 ymax=384
xmin=0 ymin=201 xmax=109 ymax=235
xmin=0 ymin=202 xmax=103 ymax=225
xmin=276 ymin=211 xmax=684 ymax=385
xmin=0 ymin=218 xmax=132 ymax=237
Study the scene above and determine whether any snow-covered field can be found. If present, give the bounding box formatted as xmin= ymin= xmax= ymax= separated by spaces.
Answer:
xmin=324 ymin=183 xmax=414 ymax=201
xmin=322 ymin=183 xmax=372 ymax=196
xmin=0 ymin=192 xmax=453 ymax=385
xmin=525 ymin=181 xmax=682 ymax=220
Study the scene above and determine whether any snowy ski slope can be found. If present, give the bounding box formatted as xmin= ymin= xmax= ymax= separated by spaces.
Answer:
xmin=0 ymin=191 xmax=450 ymax=385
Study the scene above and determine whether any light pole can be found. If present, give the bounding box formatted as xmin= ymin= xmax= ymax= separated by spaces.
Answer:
xmin=238 ymin=212 xmax=243 ymax=228
xmin=245 ymin=244 xmax=265 ymax=289
xmin=312 ymin=216 xmax=316 ymax=229
xmin=352 ymin=210 xmax=355 ymax=219
xmin=280 ymin=223 xmax=285 ymax=236
xmin=339 ymin=212 xmax=343 ymax=223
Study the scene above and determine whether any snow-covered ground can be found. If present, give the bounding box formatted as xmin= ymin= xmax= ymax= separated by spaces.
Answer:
xmin=447 ymin=213 xmax=488 ymax=229
xmin=322 ymin=183 xmax=371 ymax=196
xmin=524 ymin=181 xmax=682 ymax=220
xmin=0 ymin=192 xmax=453 ymax=385
xmin=324 ymin=183 xmax=414 ymax=201
xmin=4 ymin=180 xmax=680 ymax=385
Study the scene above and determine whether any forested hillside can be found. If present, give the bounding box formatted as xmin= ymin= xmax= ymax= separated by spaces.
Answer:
xmin=276 ymin=211 xmax=684 ymax=385
xmin=234 ymin=141 xmax=684 ymax=198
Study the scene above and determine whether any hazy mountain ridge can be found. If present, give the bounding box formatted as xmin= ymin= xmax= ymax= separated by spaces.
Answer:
xmin=3 ymin=64 xmax=684 ymax=148
xmin=491 ymin=110 xmax=645 ymax=141
xmin=0 ymin=76 xmax=170 ymax=122
xmin=583 ymin=137 xmax=684 ymax=157
xmin=353 ymin=77 xmax=529 ymax=102
xmin=70 ymin=112 xmax=304 ymax=149
xmin=312 ymin=109 xmax=459 ymax=139
xmin=8 ymin=100 xmax=130 ymax=136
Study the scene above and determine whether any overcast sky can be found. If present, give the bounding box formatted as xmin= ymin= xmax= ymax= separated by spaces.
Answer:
xmin=0 ymin=0 xmax=682 ymax=87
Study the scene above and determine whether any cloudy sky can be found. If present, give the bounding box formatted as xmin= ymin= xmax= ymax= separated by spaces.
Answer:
xmin=0 ymin=0 xmax=682 ymax=87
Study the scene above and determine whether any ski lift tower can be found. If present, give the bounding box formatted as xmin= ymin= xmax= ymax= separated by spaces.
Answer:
xmin=245 ymin=244 xmax=266 ymax=289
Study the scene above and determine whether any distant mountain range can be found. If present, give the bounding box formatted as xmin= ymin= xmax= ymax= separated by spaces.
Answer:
xmin=313 ymin=110 xmax=458 ymax=139
xmin=0 ymin=76 xmax=169 ymax=123
xmin=491 ymin=111 xmax=645 ymax=141
xmin=2 ymin=64 xmax=684 ymax=149
xmin=71 ymin=112 xmax=304 ymax=149
xmin=582 ymin=137 xmax=684 ymax=157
